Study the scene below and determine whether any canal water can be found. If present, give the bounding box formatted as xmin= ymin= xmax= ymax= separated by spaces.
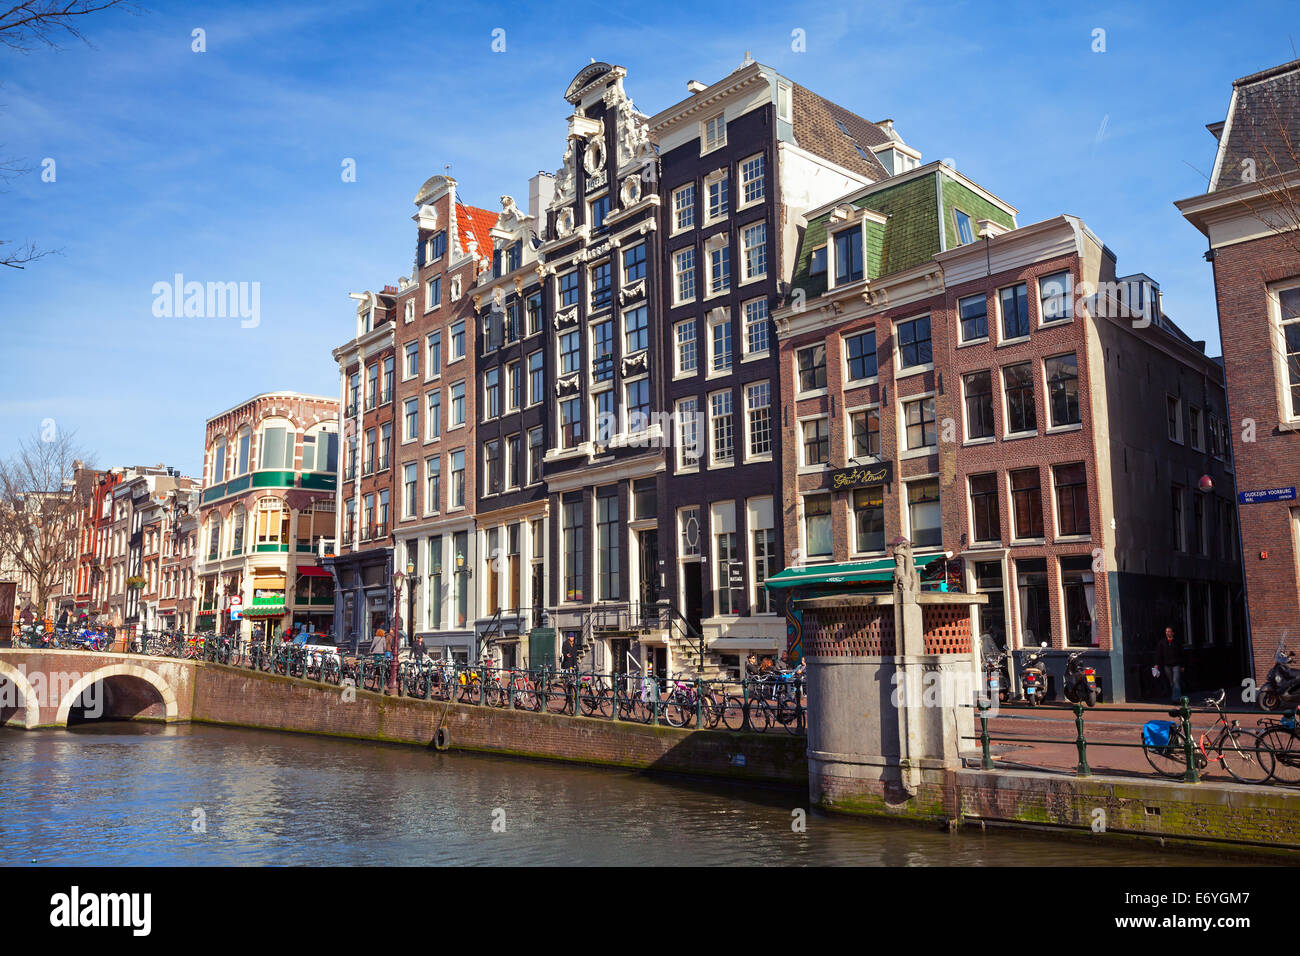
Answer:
xmin=1 ymin=724 xmax=1215 ymax=866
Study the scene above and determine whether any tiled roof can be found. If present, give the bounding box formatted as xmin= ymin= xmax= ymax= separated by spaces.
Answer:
xmin=790 ymin=84 xmax=892 ymax=180
xmin=456 ymin=204 xmax=498 ymax=260
xmin=1212 ymin=59 xmax=1300 ymax=191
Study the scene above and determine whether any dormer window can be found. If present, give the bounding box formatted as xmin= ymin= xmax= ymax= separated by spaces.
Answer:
xmin=809 ymin=246 xmax=827 ymax=276
xmin=833 ymin=227 xmax=864 ymax=286
xmin=703 ymin=114 xmax=727 ymax=153
xmin=954 ymin=209 xmax=975 ymax=245
xmin=777 ymin=84 xmax=792 ymax=123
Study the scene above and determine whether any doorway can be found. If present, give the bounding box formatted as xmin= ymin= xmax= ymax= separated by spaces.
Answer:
xmin=682 ymin=562 xmax=703 ymax=633
xmin=638 ymin=530 xmax=659 ymax=623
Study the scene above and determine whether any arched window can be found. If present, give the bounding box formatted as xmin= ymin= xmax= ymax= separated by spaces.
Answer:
xmin=259 ymin=420 xmax=296 ymax=470
xmin=302 ymin=425 xmax=338 ymax=473
xmin=255 ymin=498 xmax=288 ymax=548
xmin=236 ymin=427 xmax=251 ymax=475
xmin=229 ymin=505 xmax=246 ymax=555
xmin=207 ymin=515 xmax=222 ymax=560
xmin=210 ymin=437 xmax=226 ymax=484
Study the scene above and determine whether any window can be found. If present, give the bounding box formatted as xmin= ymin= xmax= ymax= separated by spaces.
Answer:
xmin=896 ymin=315 xmax=932 ymax=370
xmin=1017 ymin=557 xmax=1051 ymax=648
xmin=381 ymin=356 xmax=395 ymax=403
xmin=623 ymin=243 xmax=646 ymax=284
xmin=625 ymin=379 xmax=650 ymax=433
xmin=963 ymin=370 xmax=995 ymax=440
xmin=426 ymin=331 xmax=442 ymax=378
xmin=1172 ymin=485 xmax=1185 ymax=551
xmin=704 ymin=114 xmax=726 ymax=152
xmin=426 ymin=276 xmax=441 ymax=310
xmin=845 ymin=330 xmax=877 ymax=381
xmin=710 ymin=391 xmax=734 ymax=465
xmin=404 ymin=340 xmax=419 ymax=380
xmin=378 ymin=423 xmax=391 ymax=469
xmin=528 ymin=426 xmax=544 ymax=484
xmin=560 ymin=397 xmax=582 ymax=448
xmin=483 ymin=312 xmax=499 ymax=353
xmin=450 ymin=450 xmax=465 ymax=508
xmin=804 ymin=494 xmax=832 ymax=558
xmin=709 ymin=244 xmax=731 ymax=294
xmin=403 ymin=397 xmax=418 ymax=440
xmin=1003 ymin=362 xmax=1036 ymax=434
xmin=259 ymin=425 xmax=295 ymax=470
xmin=1049 ymin=462 xmax=1090 ymax=537
xmin=528 ymin=351 xmax=544 ymax=405
xmin=742 ymin=298 xmax=769 ymax=356
xmin=507 ymin=361 xmax=523 ymax=411
xmin=526 ymin=291 xmax=543 ymax=336
xmin=484 ymin=368 xmax=500 ymax=420
xmin=834 ymin=227 xmax=863 ymax=285
xmin=1276 ymin=286 xmax=1300 ymax=418
xmin=1010 ymin=468 xmax=1043 ymax=539
xmin=854 ymin=487 xmax=885 ymax=553
xmin=1193 ymin=494 xmax=1206 ymax=555
xmin=1061 ymin=555 xmax=1097 ymax=647
xmin=1046 ymin=354 xmax=1080 ymax=427
xmin=809 ymin=246 xmax=827 ymax=276
xmin=366 ymin=363 xmax=378 ymax=409
xmin=504 ymin=299 xmax=521 ymax=344
xmin=904 ymin=396 xmax=937 ymax=450
xmin=559 ymin=270 xmax=579 ymax=309
xmin=563 ymin=497 xmax=584 ymax=602
xmin=404 ymin=463 xmax=418 ymax=517
xmin=740 ymin=154 xmax=765 ymax=205
xmin=1166 ymin=395 xmax=1183 ymax=442
xmin=506 ymin=433 xmax=521 ymax=489
xmin=746 ymin=382 xmax=771 ymax=458
xmin=675 ymin=320 xmax=698 ymax=374
xmin=954 ymin=209 xmax=975 ymax=245
xmin=741 ymin=221 xmax=767 ymax=280
xmin=752 ymin=504 xmax=778 ymax=613
xmin=425 ymin=457 xmax=440 ymax=513
xmin=448 ymin=381 xmax=465 ymax=427
xmin=958 ymin=294 xmax=988 ymax=342
xmin=674 ymin=248 xmax=696 ymax=302
xmin=596 ymin=489 xmax=620 ymax=600
xmin=777 ymin=84 xmax=792 ymax=122
xmin=969 ymin=473 xmax=1000 ymax=543
xmin=589 ymin=194 xmax=611 ymax=231
xmin=677 ymin=397 xmax=701 ymax=469
xmin=1039 ymin=270 xmax=1073 ymax=323
xmin=560 ymin=330 xmax=581 ymax=375
xmin=590 ymin=260 xmax=612 ymax=312
xmin=802 ymin=417 xmax=830 ymax=466
xmin=484 ymin=440 xmax=501 ymax=495
xmin=1189 ymin=406 xmax=1203 ymax=451
xmin=211 ymin=441 xmax=226 ymax=483
xmin=234 ymin=429 xmax=250 ymax=475
xmin=673 ymin=184 xmax=696 ymax=231
xmin=850 ymin=408 xmax=880 ymax=458
xmin=426 ymin=390 xmax=441 ymax=439
xmin=713 ymin=511 xmax=738 ymax=615
xmin=428 ymin=230 xmax=446 ymax=261
xmin=999 ymin=283 xmax=1030 ymax=340
xmin=707 ymin=174 xmax=730 ymax=222
xmin=450 ymin=320 xmax=466 ymax=360
xmin=709 ymin=312 xmax=732 ymax=373
xmin=624 ymin=305 xmax=648 ymax=354
xmin=797 ymin=343 xmax=826 ymax=392
xmin=906 ymin=478 xmax=942 ymax=548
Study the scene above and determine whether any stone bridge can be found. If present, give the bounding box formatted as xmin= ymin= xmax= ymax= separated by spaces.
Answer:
xmin=0 ymin=649 xmax=194 ymax=729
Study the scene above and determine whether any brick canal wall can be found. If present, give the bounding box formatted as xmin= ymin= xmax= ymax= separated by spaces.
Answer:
xmin=189 ymin=662 xmax=807 ymax=786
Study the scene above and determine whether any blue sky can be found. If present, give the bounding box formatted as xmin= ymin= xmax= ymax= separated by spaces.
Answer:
xmin=1 ymin=0 xmax=1295 ymax=476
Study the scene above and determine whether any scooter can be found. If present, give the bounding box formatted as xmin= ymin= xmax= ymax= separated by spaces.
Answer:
xmin=1260 ymin=644 xmax=1300 ymax=711
xmin=1020 ymin=642 xmax=1048 ymax=706
xmin=1063 ymin=649 xmax=1098 ymax=707
xmin=983 ymin=650 xmax=1009 ymax=703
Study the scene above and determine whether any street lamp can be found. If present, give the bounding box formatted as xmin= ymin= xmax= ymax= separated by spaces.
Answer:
xmin=406 ymin=560 xmax=417 ymax=669
xmin=391 ymin=565 xmax=405 ymax=693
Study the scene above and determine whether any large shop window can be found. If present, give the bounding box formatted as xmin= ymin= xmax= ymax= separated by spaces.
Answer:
xmin=1015 ymin=557 xmax=1051 ymax=649
xmin=1061 ymin=555 xmax=1097 ymax=647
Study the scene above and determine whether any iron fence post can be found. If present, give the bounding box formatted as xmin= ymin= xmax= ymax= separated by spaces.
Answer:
xmin=1179 ymin=696 xmax=1200 ymax=784
xmin=978 ymin=699 xmax=993 ymax=770
xmin=741 ymin=678 xmax=751 ymax=732
xmin=1073 ymin=701 xmax=1091 ymax=777
xmin=695 ymin=678 xmax=703 ymax=729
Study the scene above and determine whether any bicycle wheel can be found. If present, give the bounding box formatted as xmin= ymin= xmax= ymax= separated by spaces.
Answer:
xmin=721 ymin=696 xmax=746 ymax=731
xmin=776 ymin=697 xmax=802 ymax=735
xmin=1143 ymin=728 xmax=1191 ymax=778
xmin=1257 ymin=725 xmax=1300 ymax=784
xmin=748 ymin=701 xmax=772 ymax=733
xmin=662 ymin=698 xmax=689 ymax=728
xmin=1215 ymin=727 xmax=1273 ymax=785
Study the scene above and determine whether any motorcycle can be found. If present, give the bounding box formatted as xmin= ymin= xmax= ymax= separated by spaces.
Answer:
xmin=983 ymin=649 xmax=1009 ymax=703
xmin=1260 ymin=644 xmax=1300 ymax=711
xmin=1020 ymin=642 xmax=1048 ymax=706
xmin=1062 ymin=649 xmax=1098 ymax=707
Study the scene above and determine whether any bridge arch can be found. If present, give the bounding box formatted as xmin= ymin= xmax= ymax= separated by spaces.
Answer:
xmin=0 ymin=658 xmax=40 ymax=729
xmin=55 ymin=664 xmax=179 ymax=727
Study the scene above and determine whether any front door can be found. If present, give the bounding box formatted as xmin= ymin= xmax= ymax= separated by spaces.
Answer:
xmin=638 ymin=530 xmax=659 ymax=623
xmin=683 ymin=562 xmax=703 ymax=634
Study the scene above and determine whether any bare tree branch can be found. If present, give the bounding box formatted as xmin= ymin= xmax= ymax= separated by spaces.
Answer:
xmin=0 ymin=0 xmax=133 ymax=52
xmin=0 ymin=238 xmax=58 ymax=269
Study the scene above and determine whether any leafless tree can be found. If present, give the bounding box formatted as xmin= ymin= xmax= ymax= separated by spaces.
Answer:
xmin=0 ymin=428 xmax=93 ymax=615
xmin=0 ymin=1 xmax=133 ymax=268
xmin=1230 ymin=82 xmax=1300 ymax=261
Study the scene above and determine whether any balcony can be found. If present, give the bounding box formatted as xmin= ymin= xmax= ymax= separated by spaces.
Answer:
xmin=379 ymin=386 xmax=393 ymax=406
xmin=376 ymin=455 xmax=390 ymax=472
xmin=362 ymin=460 xmax=375 ymax=477
xmin=370 ymin=523 xmax=388 ymax=540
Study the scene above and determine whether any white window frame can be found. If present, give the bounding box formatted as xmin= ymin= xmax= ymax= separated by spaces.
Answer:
xmin=740 ymin=220 xmax=767 ymax=283
xmin=673 ymin=247 xmax=697 ymax=305
xmin=1268 ymin=278 xmax=1300 ymax=422
xmin=707 ymin=308 xmax=732 ymax=378
xmin=744 ymin=380 xmax=773 ymax=463
xmin=741 ymin=296 xmax=770 ymax=359
xmin=797 ymin=413 xmax=831 ymax=471
xmin=674 ymin=318 xmax=698 ymax=377
xmin=672 ymin=183 xmax=696 ymax=234
xmin=701 ymin=113 xmax=727 ymax=154
xmin=738 ymin=153 xmax=765 ymax=209
xmin=707 ymin=389 xmax=735 ymax=468
xmin=1038 ymin=269 xmax=1074 ymax=326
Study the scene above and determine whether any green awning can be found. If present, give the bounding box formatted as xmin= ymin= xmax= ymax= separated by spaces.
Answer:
xmin=241 ymin=604 xmax=286 ymax=617
xmin=764 ymin=554 xmax=945 ymax=591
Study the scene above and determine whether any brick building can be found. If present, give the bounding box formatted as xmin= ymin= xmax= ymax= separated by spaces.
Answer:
xmin=1177 ymin=58 xmax=1300 ymax=684
xmin=197 ymin=392 xmax=338 ymax=641
xmin=775 ymin=164 xmax=1242 ymax=700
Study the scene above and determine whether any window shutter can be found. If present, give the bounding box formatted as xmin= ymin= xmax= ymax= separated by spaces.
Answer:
xmin=417 ymin=238 xmax=426 ymax=268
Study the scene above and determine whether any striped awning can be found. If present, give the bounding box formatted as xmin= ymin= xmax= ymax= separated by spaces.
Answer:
xmin=242 ymin=604 xmax=286 ymax=617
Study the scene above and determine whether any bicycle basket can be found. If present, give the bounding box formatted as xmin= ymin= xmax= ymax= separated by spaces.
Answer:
xmin=1142 ymin=720 xmax=1175 ymax=747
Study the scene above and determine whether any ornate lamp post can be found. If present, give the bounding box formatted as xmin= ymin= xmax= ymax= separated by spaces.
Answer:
xmin=406 ymin=559 xmax=417 ymax=665
xmin=391 ymin=565 xmax=405 ymax=693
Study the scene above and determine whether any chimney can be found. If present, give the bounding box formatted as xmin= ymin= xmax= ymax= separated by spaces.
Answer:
xmin=529 ymin=171 xmax=555 ymax=241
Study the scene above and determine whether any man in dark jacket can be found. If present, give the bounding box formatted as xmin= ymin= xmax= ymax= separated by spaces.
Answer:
xmin=1154 ymin=627 xmax=1185 ymax=703
xmin=560 ymin=635 xmax=578 ymax=671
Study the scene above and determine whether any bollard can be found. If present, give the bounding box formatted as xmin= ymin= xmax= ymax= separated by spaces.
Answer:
xmin=978 ymin=699 xmax=993 ymax=770
xmin=1073 ymin=701 xmax=1091 ymax=777
xmin=1178 ymin=696 xmax=1200 ymax=784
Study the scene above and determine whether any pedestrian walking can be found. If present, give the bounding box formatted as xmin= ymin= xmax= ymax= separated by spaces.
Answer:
xmin=560 ymin=634 xmax=578 ymax=671
xmin=369 ymin=623 xmax=387 ymax=656
xmin=1154 ymin=626 xmax=1186 ymax=703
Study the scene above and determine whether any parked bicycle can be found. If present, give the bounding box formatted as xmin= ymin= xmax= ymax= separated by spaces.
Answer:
xmin=1142 ymin=690 xmax=1273 ymax=784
